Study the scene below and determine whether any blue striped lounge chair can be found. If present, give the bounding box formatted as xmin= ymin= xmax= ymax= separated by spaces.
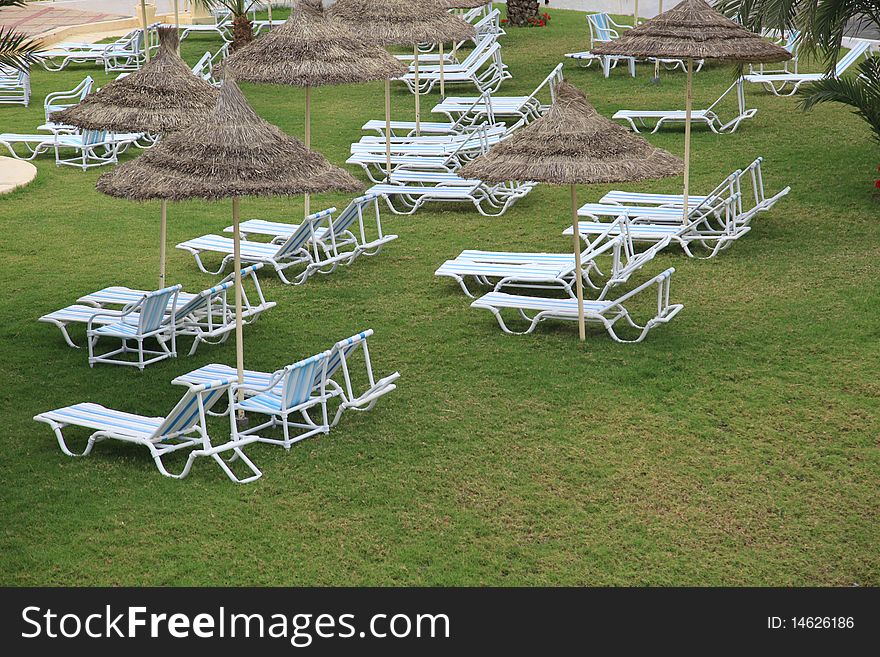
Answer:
xmin=177 ymin=211 xmax=335 ymax=285
xmin=470 ymin=268 xmax=683 ymax=342
xmin=564 ymin=13 xmax=637 ymax=78
xmin=228 ymin=194 xmax=397 ymax=263
xmin=744 ymin=39 xmax=872 ymax=96
xmin=172 ymin=330 xmax=400 ymax=430
xmin=33 ymin=378 xmax=262 ymax=483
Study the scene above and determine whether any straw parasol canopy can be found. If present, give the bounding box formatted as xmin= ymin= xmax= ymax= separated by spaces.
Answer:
xmin=221 ymin=0 xmax=406 ymax=87
xmin=328 ymin=0 xmax=476 ymax=46
xmin=51 ymin=27 xmax=218 ymax=132
xmin=590 ymin=0 xmax=792 ymax=63
xmin=460 ymin=81 xmax=683 ymax=185
xmin=96 ymin=77 xmax=361 ymax=201
xmin=461 ymin=81 xmax=682 ymax=342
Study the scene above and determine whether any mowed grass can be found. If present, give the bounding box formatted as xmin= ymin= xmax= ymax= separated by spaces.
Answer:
xmin=0 ymin=7 xmax=877 ymax=586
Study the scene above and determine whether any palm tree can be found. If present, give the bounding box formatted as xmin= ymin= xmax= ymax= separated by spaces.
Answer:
xmin=0 ymin=1 xmax=42 ymax=70
xmin=194 ymin=0 xmax=258 ymax=51
xmin=507 ymin=0 xmax=540 ymax=27
xmin=718 ymin=0 xmax=880 ymax=145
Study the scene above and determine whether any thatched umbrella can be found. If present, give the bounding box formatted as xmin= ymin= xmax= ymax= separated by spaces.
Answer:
xmin=222 ymin=0 xmax=404 ymax=217
xmin=460 ymin=82 xmax=683 ymax=342
xmin=329 ymin=0 xmax=475 ymax=178
xmin=52 ymin=27 xmax=218 ymax=289
xmin=97 ymin=77 xmax=361 ymax=396
xmin=592 ymin=0 xmax=791 ymax=224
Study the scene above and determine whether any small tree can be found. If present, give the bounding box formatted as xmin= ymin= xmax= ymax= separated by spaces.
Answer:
xmin=507 ymin=0 xmax=540 ymax=27
xmin=194 ymin=0 xmax=257 ymax=51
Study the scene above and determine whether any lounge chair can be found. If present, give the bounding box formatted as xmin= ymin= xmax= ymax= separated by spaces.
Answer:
xmin=0 ymin=65 xmax=30 ymax=106
xmin=191 ymin=47 xmax=227 ymax=87
xmin=0 ymin=129 xmax=140 ymax=169
xmin=228 ymin=194 xmax=398 ymax=262
xmin=744 ymin=39 xmax=873 ymax=96
xmin=173 ymin=329 xmax=400 ymax=431
xmin=405 ymin=9 xmax=504 ymax=61
xmin=400 ymin=39 xmax=510 ymax=95
xmin=432 ymin=63 xmax=563 ymax=125
xmin=438 ymin=221 xmax=671 ymax=299
xmin=564 ymin=13 xmax=637 ymax=78
xmin=470 ymin=267 xmax=682 ymax=342
xmin=362 ymin=93 xmax=497 ymax=138
xmin=750 ymin=30 xmax=800 ymax=75
xmin=613 ymin=79 xmax=756 ymax=134
xmin=45 ymin=76 xmax=94 ymax=124
xmin=37 ymin=27 xmax=158 ymax=73
xmin=177 ymin=209 xmax=344 ymax=285
xmin=33 ymin=378 xmax=262 ymax=483
xmin=368 ymin=171 xmax=534 ymax=217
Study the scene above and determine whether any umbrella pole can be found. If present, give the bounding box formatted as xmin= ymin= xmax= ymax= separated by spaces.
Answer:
xmin=682 ymin=57 xmax=693 ymax=225
xmin=139 ymin=0 xmax=151 ymax=63
xmin=659 ymin=1 xmax=663 ymax=12
xmin=439 ymin=42 xmax=445 ymax=98
xmin=414 ymin=47 xmax=421 ymax=136
xmin=232 ymin=197 xmax=245 ymax=419
xmin=159 ymin=199 xmax=167 ymax=288
xmin=304 ymin=85 xmax=311 ymax=218
xmin=570 ymin=184 xmax=585 ymax=342
xmin=385 ymin=79 xmax=392 ymax=181
xmin=174 ymin=0 xmax=180 ymax=53
xmin=634 ymin=0 xmax=639 ymax=25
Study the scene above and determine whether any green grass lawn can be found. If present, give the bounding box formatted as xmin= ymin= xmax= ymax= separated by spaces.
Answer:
xmin=0 ymin=7 xmax=877 ymax=586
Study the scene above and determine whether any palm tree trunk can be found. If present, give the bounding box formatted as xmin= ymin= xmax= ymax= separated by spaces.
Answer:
xmin=507 ymin=0 xmax=539 ymax=27
xmin=230 ymin=14 xmax=254 ymax=51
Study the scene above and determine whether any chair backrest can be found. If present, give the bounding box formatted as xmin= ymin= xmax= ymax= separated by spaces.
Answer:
xmin=153 ymin=378 xmax=233 ymax=440
xmin=175 ymin=280 xmax=235 ymax=322
xmin=528 ymin=62 xmax=564 ymax=108
xmin=587 ymin=13 xmax=615 ymax=46
xmin=331 ymin=194 xmax=381 ymax=237
xmin=273 ymin=213 xmax=324 ymax=260
xmin=282 ymin=351 xmax=330 ymax=409
xmin=192 ymin=51 xmax=213 ymax=82
xmin=321 ymin=330 xmax=374 ymax=386
xmin=137 ymin=284 xmax=181 ymax=333
xmin=82 ymin=129 xmax=109 ymax=146
xmin=457 ymin=33 xmax=496 ymax=69
xmin=834 ymin=40 xmax=871 ymax=76
xmin=473 ymin=8 xmax=501 ymax=36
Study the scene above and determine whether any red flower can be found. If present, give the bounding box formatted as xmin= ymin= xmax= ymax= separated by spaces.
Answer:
xmin=875 ymin=179 xmax=880 ymax=189
xmin=538 ymin=20 xmax=545 ymax=26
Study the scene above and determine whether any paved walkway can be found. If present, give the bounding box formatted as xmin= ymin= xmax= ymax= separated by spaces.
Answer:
xmin=0 ymin=5 xmax=126 ymax=37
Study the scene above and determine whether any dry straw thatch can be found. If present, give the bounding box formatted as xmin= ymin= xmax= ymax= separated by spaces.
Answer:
xmin=96 ymin=77 xmax=362 ymax=201
xmin=328 ymin=0 xmax=476 ymax=46
xmin=460 ymin=81 xmax=683 ymax=186
xmin=51 ymin=27 xmax=218 ymax=133
xmin=592 ymin=0 xmax=792 ymax=62
xmin=221 ymin=0 xmax=406 ymax=87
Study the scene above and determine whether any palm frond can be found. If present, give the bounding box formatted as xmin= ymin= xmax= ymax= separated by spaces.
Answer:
xmin=0 ymin=26 xmax=42 ymax=71
xmin=798 ymin=55 xmax=880 ymax=142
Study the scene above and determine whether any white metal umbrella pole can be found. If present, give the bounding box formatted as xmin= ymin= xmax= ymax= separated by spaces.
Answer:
xmin=633 ymin=0 xmax=639 ymax=25
xmin=232 ymin=197 xmax=245 ymax=416
xmin=174 ymin=0 xmax=180 ymax=52
xmin=140 ymin=0 xmax=151 ymax=63
xmin=304 ymin=85 xmax=311 ymax=218
xmin=385 ymin=79 xmax=392 ymax=180
xmin=414 ymin=47 xmax=421 ymax=136
xmin=159 ymin=200 xmax=167 ymax=287
xmin=571 ymin=184 xmax=586 ymax=342
xmin=439 ymin=42 xmax=445 ymax=98
xmin=682 ymin=57 xmax=693 ymax=225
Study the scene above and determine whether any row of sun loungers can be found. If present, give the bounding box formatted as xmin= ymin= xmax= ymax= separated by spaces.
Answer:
xmin=433 ymin=158 xmax=789 ymax=339
xmin=34 ymin=329 xmax=398 ymax=483
xmin=37 ymin=25 xmax=160 ymax=73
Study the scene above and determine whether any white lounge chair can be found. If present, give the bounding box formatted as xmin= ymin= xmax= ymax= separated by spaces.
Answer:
xmin=750 ymin=30 xmax=800 ymax=75
xmin=45 ymin=76 xmax=94 ymax=125
xmin=0 ymin=129 xmax=140 ymax=169
xmin=400 ymin=40 xmax=510 ymax=95
xmin=565 ymin=13 xmax=637 ymax=78
xmin=173 ymin=329 xmax=400 ymax=431
xmin=38 ymin=27 xmax=158 ymax=73
xmin=178 ymin=11 xmax=234 ymax=43
xmin=33 ymin=378 xmax=262 ymax=483
xmin=744 ymin=39 xmax=873 ymax=96
xmin=614 ymin=79 xmax=756 ymax=134
xmin=470 ymin=267 xmax=682 ymax=342
xmin=404 ymin=9 xmax=504 ymax=62
xmin=438 ymin=221 xmax=671 ymax=299
xmin=369 ymin=171 xmax=534 ymax=217
xmin=191 ymin=47 xmax=227 ymax=87
xmin=362 ymin=93 xmax=497 ymax=138
xmin=177 ymin=209 xmax=345 ymax=285
xmin=432 ymin=63 xmax=563 ymax=125
xmin=0 ymin=65 xmax=30 ymax=106
xmin=228 ymin=194 xmax=398 ymax=262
